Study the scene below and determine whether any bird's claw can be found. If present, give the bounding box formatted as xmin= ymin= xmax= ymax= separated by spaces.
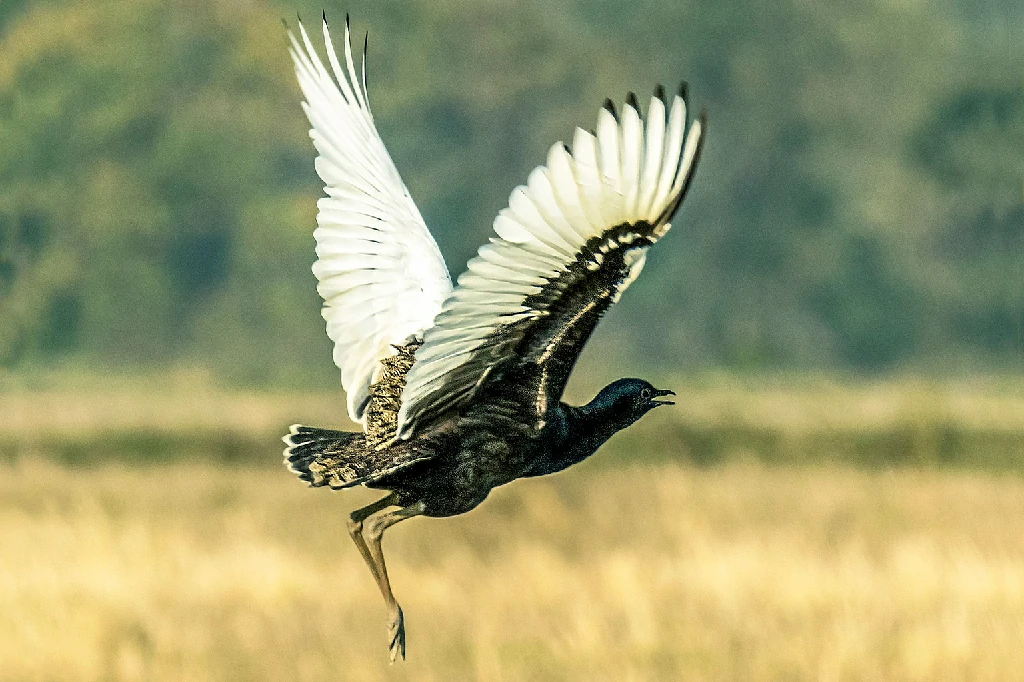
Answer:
xmin=388 ymin=605 xmax=406 ymax=662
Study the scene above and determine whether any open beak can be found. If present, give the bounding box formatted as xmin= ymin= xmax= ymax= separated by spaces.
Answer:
xmin=651 ymin=388 xmax=676 ymax=406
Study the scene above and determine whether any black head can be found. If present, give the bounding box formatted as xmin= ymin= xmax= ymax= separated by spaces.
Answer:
xmin=590 ymin=378 xmax=675 ymax=429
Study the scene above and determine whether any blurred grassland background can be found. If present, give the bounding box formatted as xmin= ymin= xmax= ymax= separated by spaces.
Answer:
xmin=2 ymin=0 xmax=1024 ymax=679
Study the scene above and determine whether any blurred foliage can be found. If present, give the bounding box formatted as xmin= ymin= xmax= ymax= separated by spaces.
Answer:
xmin=0 ymin=0 xmax=1021 ymax=387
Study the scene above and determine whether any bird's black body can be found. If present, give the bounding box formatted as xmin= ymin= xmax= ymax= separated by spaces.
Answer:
xmin=288 ymin=362 xmax=674 ymax=519
xmin=365 ymin=378 xmax=673 ymax=518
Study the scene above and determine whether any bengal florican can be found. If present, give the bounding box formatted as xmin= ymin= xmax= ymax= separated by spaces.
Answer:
xmin=282 ymin=15 xmax=704 ymax=661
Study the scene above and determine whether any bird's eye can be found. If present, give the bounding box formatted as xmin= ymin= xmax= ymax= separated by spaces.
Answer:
xmin=640 ymin=387 xmax=652 ymax=400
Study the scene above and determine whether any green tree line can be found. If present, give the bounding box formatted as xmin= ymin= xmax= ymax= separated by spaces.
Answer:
xmin=0 ymin=0 xmax=1021 ymax=387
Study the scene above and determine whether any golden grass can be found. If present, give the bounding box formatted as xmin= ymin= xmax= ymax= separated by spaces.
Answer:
xmin=3 ymin=457 xmax=1024 ymax=681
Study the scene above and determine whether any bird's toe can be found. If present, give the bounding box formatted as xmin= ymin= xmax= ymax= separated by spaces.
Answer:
xmin=388 ymin=605 xmax=406 ymax=662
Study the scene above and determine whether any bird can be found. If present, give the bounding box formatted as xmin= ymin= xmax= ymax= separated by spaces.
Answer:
xmin=281 ymin=14 xmax=704 ymax=662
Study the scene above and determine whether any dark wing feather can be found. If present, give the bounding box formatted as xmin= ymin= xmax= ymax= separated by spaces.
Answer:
xmin=508 ymin=221 xmax=662 ymax=417
xmin=395 ymin=89 xmax=705 ymax=438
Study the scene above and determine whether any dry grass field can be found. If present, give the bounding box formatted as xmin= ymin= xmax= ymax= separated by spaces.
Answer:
xmin=4 ymin=458 xmax=1024 ymax=682
xmin=3 ymin=377 xmax=1024 ymax=681
xmin=2 ymin=373 xmax=1024 ymax=468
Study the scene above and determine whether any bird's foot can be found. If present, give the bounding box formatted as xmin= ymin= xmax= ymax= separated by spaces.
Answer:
xmin=388 ymin=605 xmax=406 ymax=663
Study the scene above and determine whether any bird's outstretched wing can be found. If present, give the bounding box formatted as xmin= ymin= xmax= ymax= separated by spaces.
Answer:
xmin=396 ymin=88 xmax=704 ymax=439
xmin=289 ymin=17 xmax=453 ymax=425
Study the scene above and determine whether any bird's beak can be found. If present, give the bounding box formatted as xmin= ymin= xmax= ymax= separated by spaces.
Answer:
xmin=651 ymin=388 xmax=676 ymax=406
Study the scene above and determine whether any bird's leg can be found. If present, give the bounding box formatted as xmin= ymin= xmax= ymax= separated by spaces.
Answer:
xmin=362 ymin=500 xmax=427 ymax=662
xmin=346 ymin=492 xmax=399 ymax=588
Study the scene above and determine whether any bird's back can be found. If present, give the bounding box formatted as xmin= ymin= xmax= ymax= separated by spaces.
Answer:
xmin=363 ymin=340 xmax=422 ymax=450
xmin=368 ymin=383 xmax=547 ymax=516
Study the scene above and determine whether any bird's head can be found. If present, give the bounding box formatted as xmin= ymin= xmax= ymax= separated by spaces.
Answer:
xmin=589 ymin=378 xmax=675 ymax=430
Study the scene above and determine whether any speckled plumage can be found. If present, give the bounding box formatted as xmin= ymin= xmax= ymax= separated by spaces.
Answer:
xmin=364 ymin=340 xmax=421 ymax=451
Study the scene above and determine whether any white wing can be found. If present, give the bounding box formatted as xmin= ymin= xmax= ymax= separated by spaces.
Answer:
xmin=289 ymin=17 xmax=453 ymax=425
xmin=396 ymin=88 xmax=704 ymax=438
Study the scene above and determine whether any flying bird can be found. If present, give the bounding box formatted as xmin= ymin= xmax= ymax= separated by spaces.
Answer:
xmin=282 ymin=15 xmax=704 ymax=662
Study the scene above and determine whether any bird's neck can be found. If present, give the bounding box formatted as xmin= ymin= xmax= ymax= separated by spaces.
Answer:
xmin=523 ymin=394 xmax=633 ymax=479
xmin=538 ymin=400 xmax=625 ymax=472
xmin=564 ymin=399 xmax=626 ymax=449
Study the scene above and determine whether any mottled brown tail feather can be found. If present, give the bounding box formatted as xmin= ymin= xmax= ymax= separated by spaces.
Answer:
xmin=282 ymin=424 xmax=370 ymax=489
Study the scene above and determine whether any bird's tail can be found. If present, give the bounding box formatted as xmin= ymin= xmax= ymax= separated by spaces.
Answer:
xmin=283 ymin=425 xmax=371 ymax=489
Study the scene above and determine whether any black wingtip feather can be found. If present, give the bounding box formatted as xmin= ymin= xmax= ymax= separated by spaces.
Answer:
xmin=678 ymin=81 xmax=689 ymax=101
xmin=322 ymin=9 xmax=328 ymax=25
xmin=654 ymin=84 xmax=666 ymax=103
xmin=602 ymin=98 xmax=618 ymax=121
xmin=626 ymin=91 xmax=639 ymax=112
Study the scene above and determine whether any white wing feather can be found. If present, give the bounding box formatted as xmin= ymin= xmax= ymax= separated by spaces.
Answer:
xmin=396 ymin=91 xmax=703 ymax=438
xmin=290 ymin=18 xmax=452 ymax=425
